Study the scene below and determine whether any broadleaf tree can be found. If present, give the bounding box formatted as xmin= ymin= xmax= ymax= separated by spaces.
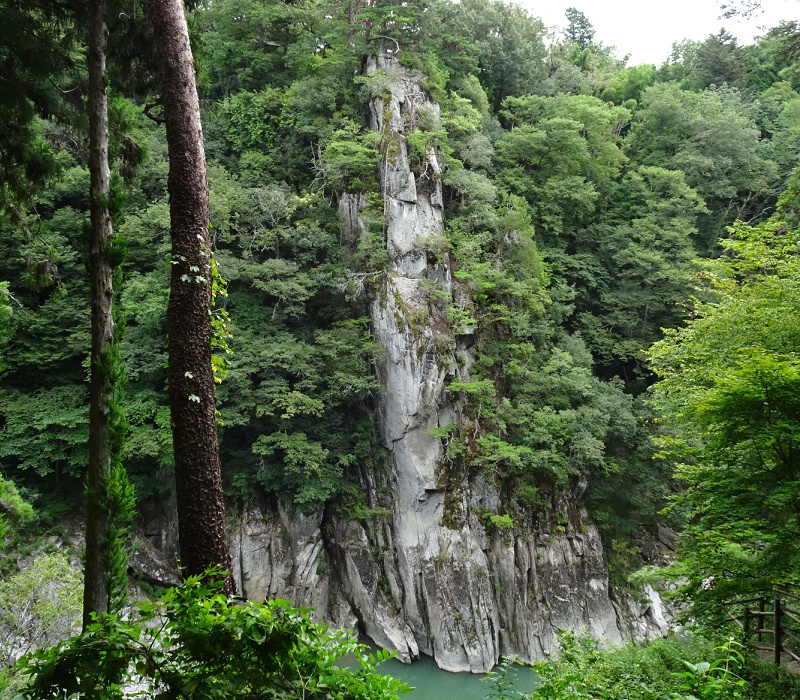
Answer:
xmin=649 ymin=182 xmax=800 ymax=619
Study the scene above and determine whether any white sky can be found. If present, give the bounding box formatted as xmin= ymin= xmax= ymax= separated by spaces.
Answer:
xmin=519 ymin=0 xmax=798 ymax=65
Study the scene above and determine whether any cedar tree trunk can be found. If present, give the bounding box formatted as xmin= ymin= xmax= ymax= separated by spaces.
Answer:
xmin=149 ymin=0 xmax=234 ymax=592
xmin=83 ymin=0 xmax=115 ymax=628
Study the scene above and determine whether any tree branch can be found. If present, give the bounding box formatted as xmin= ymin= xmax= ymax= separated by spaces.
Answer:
xmin=143 ymin=101 xmax=165 ymax=124
xmin=367 ymin=35 xmax=401 ymax=54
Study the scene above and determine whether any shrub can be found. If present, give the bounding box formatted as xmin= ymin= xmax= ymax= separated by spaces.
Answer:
xmin=14 ymin=572 xmax=408 ymax=700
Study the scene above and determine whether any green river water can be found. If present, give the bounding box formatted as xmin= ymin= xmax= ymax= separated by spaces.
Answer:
xmin=375 ymin=654 xmax=539 ymax=700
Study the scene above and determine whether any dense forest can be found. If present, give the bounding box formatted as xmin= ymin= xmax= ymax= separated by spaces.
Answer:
xmin=2 ymin=0 xmax=800 ymax=697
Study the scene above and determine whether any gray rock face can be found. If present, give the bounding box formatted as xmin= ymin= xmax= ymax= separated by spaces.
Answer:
xmin=230 ymin=50 xmax=672 ymax=673
xmin=131 ymin=537 xmax=181 ymax=587
xmin=230 ymin=504 xmax=327 ymax=609
xmin=228 ymin=504 xmax=362 ymax=631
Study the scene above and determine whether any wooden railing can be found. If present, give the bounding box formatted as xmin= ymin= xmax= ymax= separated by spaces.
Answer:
xmin=729 ymin=589 xmax=800 ymax=667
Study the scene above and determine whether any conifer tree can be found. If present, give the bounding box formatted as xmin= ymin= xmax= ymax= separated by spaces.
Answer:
xmin=148 ymin=0 xmax=234 ymax=592
xmin=84 ymin=0 xmax=135 ymax=627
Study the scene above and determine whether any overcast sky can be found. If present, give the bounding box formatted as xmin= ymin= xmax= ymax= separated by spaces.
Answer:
xmin=518 ymin=0 xmax=798 ymax=65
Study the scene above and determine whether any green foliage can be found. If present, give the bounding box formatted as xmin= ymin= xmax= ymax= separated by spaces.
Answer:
xmin=629 ymin=83 xmax=770 ymax=201
xmin=2 ymin=0 xmax=799 ymax=632
xmin=405 ymin=107 xmax=449 ymax=176
xmin=531 ymin=632 xmax=707 ymax=700
xmin=458 ymin=0 xmax=549 ymax=109
xmin=605 ymin=538 xmax=645 ymax=592
xmin=217 ymin=306 xmax=382 ymax=508
xmin=444 ymin=133 xmax=654 ymax=520
xmin=217 ymin=88 xmax=286 ymax=157
xmin=210 ymin=253 xmax=233 ymax=388
xmin=357 ymin=0 xmax=425 ymax=50
xmin=0 ymin=386 xmax=89 ymax=478
xmin=254 ymin=431 xmax=335 ymax=509
xmin=693 ymin=30 xmax=749 ymax=91
xmin=0 ymin=473 xmax=34 ymax=549
xmin=600 ymin=64 xmax=656 ymax=104
xmin=0 ymin=552 xmax=82 ymax=688
xmin=490 ymin=337 xmax=643 ymax=490
xmin=572 ymin=165 xmax=706 ymax=368
xmin=760 ymin=87 xmax=800 ymax=187
xmin=482 ymin=655 xmax=527 ymax=700
xmin=102 ymin=252 xmax=137 ymax=614
xmin=497 ymin=94 xmax=629 ymax=237
xmin=0 ymin=474 xmax=34 ymax=524
xmin=0 ymin=158 xmax=93 ymax=485
xmin=488 ymin=513 xmax=514 ymax=530
xmin=320 ymin=125 xmax=381 ymax=194
xmin=0 ymin=0 xmax=78 ymax=205
xmin=628 ymin=82 xmax=775 ymax=250
xmin=0 ymin=281 xmax=13 ymax=376
xmin=649 ymin=212 xmax=800 ymax=617
xmin=586 ymin=397 xmax=674 ymax=537
xmin=14 ymin=573 xmax=408 ymax=700
xmin=672 ymin=639 xmax=746 ymax=699
xmin=199 ymin=0 xmax=323 ymax=97
xmin=506 ymin=633 xmax=781 ymax=700
xmin=563 ymin=8 xmax=595 ymax=50
xmin=441 ymin=82 xmax=669 ymax=525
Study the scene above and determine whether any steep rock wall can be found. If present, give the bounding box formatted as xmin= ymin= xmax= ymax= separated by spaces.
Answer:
xmin=226 ymin=50 xmax=672 ymax=673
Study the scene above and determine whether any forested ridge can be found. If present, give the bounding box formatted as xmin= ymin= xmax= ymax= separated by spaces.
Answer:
xmin=2 ymin=0 xmax=800 ymax=696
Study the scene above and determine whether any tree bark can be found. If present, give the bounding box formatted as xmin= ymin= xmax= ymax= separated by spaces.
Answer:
xmin=149 ymin=0 xmax=234 ymax=592
xmin=83 ymin=0 xmax=114 ymax=629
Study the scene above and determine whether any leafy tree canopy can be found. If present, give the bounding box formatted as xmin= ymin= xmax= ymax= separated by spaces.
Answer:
xmin=649 ymin=183 xmax=800 ymax=617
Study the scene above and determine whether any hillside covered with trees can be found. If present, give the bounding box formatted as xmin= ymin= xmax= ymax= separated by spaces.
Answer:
xmin=2 ymin=0 xmax=800 ymax=697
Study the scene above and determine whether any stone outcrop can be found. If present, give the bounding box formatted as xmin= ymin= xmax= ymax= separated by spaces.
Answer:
xmin=225 ymin=48 xmax=673 ymax=673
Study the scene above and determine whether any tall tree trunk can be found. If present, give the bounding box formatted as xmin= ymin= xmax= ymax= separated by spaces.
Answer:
xmin=149 ymin=0 xmax=234 ymax=592
xmin=83 ymin=0 xmax=115 ymax=629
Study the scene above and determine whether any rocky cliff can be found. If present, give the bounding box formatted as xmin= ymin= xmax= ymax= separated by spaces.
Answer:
xmin=221 ymin=50 xmax=672 ymax=673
